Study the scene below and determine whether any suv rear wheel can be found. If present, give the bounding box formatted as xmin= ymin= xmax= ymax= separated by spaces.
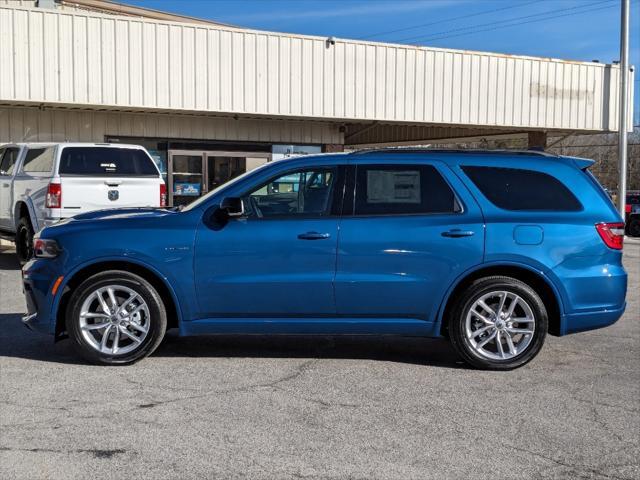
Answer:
xmin=66 ymin=271 xmax=167 ymax=365
xmin=449 ymin=276 xmax=548 ymax=370
xmin=15 ymin=216 xmax=34 ymax=265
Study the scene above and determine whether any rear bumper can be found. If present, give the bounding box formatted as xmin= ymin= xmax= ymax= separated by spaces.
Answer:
xmin=560 ymin=303 xmax=626 ymax=335
xmin=553 ymin=257 xmax=627 ymax=335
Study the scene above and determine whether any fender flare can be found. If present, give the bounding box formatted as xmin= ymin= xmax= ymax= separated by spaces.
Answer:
xmin=14 ymin=197 xmax=40 ymax=232
xmin=51 ymin=255 xmax=185 ymax=328
xmin=434 ymin=260 xmax=567 ymax=326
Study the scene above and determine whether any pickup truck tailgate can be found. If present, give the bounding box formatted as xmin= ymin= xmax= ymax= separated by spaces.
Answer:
xmin=60 ymin=176 xmax=160 ymax=215
xmin=56 ymin=145 xmax=163 ymax=217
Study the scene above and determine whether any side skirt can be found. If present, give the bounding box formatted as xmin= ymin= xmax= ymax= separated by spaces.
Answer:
xmin=179 ymin=317 xmax=441 ymax=337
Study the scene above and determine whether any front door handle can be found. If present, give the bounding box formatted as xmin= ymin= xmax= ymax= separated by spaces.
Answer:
xmin=298 ymin=232 xmax=331 ymax=240
xmin=441 ymin=229 xmax=475 ymax=238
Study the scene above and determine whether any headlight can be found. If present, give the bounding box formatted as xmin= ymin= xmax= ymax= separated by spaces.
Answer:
xmin=33 ymin=238 xmax=60 ymax=258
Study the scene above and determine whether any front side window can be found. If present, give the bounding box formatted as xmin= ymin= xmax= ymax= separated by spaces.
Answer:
xmin=461 ymin=166 xmax=582 ymax=211
xmin=0 ymin=148 xmax=20 ymax=176
xmin=22 ymin=147 xmax=54 ymax=173
xmin=354 ymin=164 xmax=460 ymax=215
xmin=243 ymin=167 xmax=336 ymax=218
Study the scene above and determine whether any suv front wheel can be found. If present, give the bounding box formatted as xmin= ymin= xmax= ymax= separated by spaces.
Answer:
xmin=449 ymin=276 xmax=548 ymax=370
xmin=66 ymin=271 xmax=167 ymax=365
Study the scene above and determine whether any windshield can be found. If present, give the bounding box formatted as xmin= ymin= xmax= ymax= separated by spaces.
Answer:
xmin=181 ymin=162 xmax=272 ymax=212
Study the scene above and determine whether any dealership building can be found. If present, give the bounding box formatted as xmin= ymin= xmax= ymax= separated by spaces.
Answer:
xmin=0 ymin=0 xmax=634 ymax=205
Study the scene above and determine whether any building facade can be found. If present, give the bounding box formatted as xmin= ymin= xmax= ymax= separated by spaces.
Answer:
xmin=0 ymin=0 xmax=635 ymax=205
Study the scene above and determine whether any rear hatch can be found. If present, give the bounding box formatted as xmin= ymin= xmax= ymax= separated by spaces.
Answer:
xmin=57 ymin=146 xmax=162 ymax=216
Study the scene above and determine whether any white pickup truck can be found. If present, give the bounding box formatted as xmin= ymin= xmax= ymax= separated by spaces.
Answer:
xmin=0 ymin=143 xmax=166 ymax=263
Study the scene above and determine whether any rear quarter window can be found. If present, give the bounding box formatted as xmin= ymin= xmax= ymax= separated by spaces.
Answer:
xmin=58 ymin=147 xmax=159 ymax=176
xmin=462 ymin=166 xmax=582 ymax=212
xmin=22 ymin=147 xmax=55 ymax=173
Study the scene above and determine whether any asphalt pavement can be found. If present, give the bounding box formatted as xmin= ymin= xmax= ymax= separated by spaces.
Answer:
xmin=1 ymin=241 xmax=638 ymax=480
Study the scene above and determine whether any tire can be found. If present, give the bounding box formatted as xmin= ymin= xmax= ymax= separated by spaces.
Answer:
xmin=66 ymin=271 xmax=167 ymax=365
xmin=627 ymin=218 xmax=640 ymax=238
xmin=449 ymin=276 xmax=548 ymax=370
xmin=15 ymin=216 xmax=34 ymax=265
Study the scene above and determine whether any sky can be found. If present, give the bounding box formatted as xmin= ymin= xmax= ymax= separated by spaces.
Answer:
xmin=125 ymin=0 xmax=639 ymax=124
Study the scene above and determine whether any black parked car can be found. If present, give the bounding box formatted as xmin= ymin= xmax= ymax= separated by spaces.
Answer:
xmin=626 ymin=192 xmax=640 ymax=237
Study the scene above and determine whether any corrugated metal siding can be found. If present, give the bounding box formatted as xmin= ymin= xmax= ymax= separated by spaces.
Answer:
xmin=345 ymin=124 xmax=521 ymax=146
xmin=0 ymin=4 xmax=634 ymax=132
xmin=0 ymin=106 xmax=343 ymax=144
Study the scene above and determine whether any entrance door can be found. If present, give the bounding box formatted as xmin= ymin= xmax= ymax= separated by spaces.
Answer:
xmin=168 ymin=152 xmax=205 ymax=207
xmin=168 ymin=150 xmax=271 ymax=206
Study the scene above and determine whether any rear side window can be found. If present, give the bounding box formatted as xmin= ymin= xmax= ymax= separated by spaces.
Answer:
xmin=462 ymin=166 xmax=582 ymax=211
xmin=59 ymin=147 xmax=159 ymax=176
xmin=22 ymin=148 xmax=54 ymax=173
xmin=354 ymin=165 xmax=460 ymax=215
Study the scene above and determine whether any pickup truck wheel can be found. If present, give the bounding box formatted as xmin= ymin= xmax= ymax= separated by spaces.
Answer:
xmin=16 ymin=217 xmax=34 ymax=265
xmin=449 ymin=276 xmax=548 ymax=370
xmin=66 ymin=271 xmax=167 ymax=365
xmin=627 ymin=218 xmax=640 ymax=237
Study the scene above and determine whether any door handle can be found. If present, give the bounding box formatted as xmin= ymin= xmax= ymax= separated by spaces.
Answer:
xmin=441 ymin=229 xmax=475 ymax=238
xmin=298 ymin=232 xmax=331 ymax=240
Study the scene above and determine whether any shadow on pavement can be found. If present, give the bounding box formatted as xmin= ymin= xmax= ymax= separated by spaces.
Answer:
xmin=154 ymin=331 xmax=464 ymax=368
xmin=0 ymin=247 xmax=20 ymax=271
xmin=0 ymin=312 xmax=463 ymax=368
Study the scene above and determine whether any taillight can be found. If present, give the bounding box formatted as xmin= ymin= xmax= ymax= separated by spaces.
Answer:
xmin=45 ymin=183 xmax=61 ymax=208
xmin=160 ymin=183 xmax=167 ymax=207
xmin=625 ymin=204 xmax=632 ymax=214
xmin=595 ymin=222 xmax=625 ymax=250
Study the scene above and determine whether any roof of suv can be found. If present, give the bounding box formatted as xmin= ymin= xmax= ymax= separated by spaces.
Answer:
xmin=351 ymin=148 xmax=558 ymax=158
xmin=347 ymin=148 xmax=593 ymax=169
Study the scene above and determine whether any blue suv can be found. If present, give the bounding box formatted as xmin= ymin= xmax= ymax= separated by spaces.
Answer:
xmin=22 ymin=150 xmax=627 ymax=369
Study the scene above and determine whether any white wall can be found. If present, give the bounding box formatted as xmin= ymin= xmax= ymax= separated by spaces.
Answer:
xmin=0 ymin=4 xmax=633 ymax=132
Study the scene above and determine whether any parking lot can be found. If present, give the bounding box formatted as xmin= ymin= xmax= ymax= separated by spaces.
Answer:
xmin=0 ymin=242 xmax=638 ymax=480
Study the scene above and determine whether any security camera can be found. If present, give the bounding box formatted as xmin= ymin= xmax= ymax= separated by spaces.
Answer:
xmin=326 ymin=36 xmax=336 ymax=47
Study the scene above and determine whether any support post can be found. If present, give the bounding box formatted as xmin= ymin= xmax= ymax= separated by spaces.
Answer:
xmin=527 ymin=132 xmax=547 ymax=151
xmin=617 ymin=0 xmax=630 ymax=218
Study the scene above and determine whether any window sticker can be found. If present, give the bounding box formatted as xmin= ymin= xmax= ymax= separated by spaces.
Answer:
xmin=366 ymin=170 xmax=421 ymax=204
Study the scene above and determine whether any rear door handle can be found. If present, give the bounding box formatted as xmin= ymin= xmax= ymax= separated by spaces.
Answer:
xmin=441 ymin=229 xmax=475 ymax=238
xmin=298 ymin=232 xmax=331 ymax=240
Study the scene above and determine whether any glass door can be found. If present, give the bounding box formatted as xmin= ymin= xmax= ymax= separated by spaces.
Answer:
xmin=168 ymin=151 xmax=205 ymax=207
xmin=168 ymin=150 xmax=271 ymax=207
xmin=206 ymin=155 xmax=247 ymax=192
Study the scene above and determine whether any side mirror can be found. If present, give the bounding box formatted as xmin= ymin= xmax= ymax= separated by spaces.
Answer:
xmin=220 ymin=197 xmax=244 ymax=217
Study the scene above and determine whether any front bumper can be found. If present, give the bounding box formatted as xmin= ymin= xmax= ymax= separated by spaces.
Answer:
xmin=21 ymin=258 xmax=61 ymax=335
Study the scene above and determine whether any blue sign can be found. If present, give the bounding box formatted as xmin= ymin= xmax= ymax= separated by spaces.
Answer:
xmin=174 ymin=182 xmax=201 ymax=196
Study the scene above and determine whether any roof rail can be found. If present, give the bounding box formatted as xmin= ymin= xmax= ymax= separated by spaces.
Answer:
xmin=351 ymin=148 xmax=559 ymax=158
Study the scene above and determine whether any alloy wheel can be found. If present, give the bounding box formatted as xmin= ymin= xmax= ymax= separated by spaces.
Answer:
xmin=78 ymin=285 xmax=151 ymax=355
xmin=464 ymin=291 xmax=536 ymax=361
